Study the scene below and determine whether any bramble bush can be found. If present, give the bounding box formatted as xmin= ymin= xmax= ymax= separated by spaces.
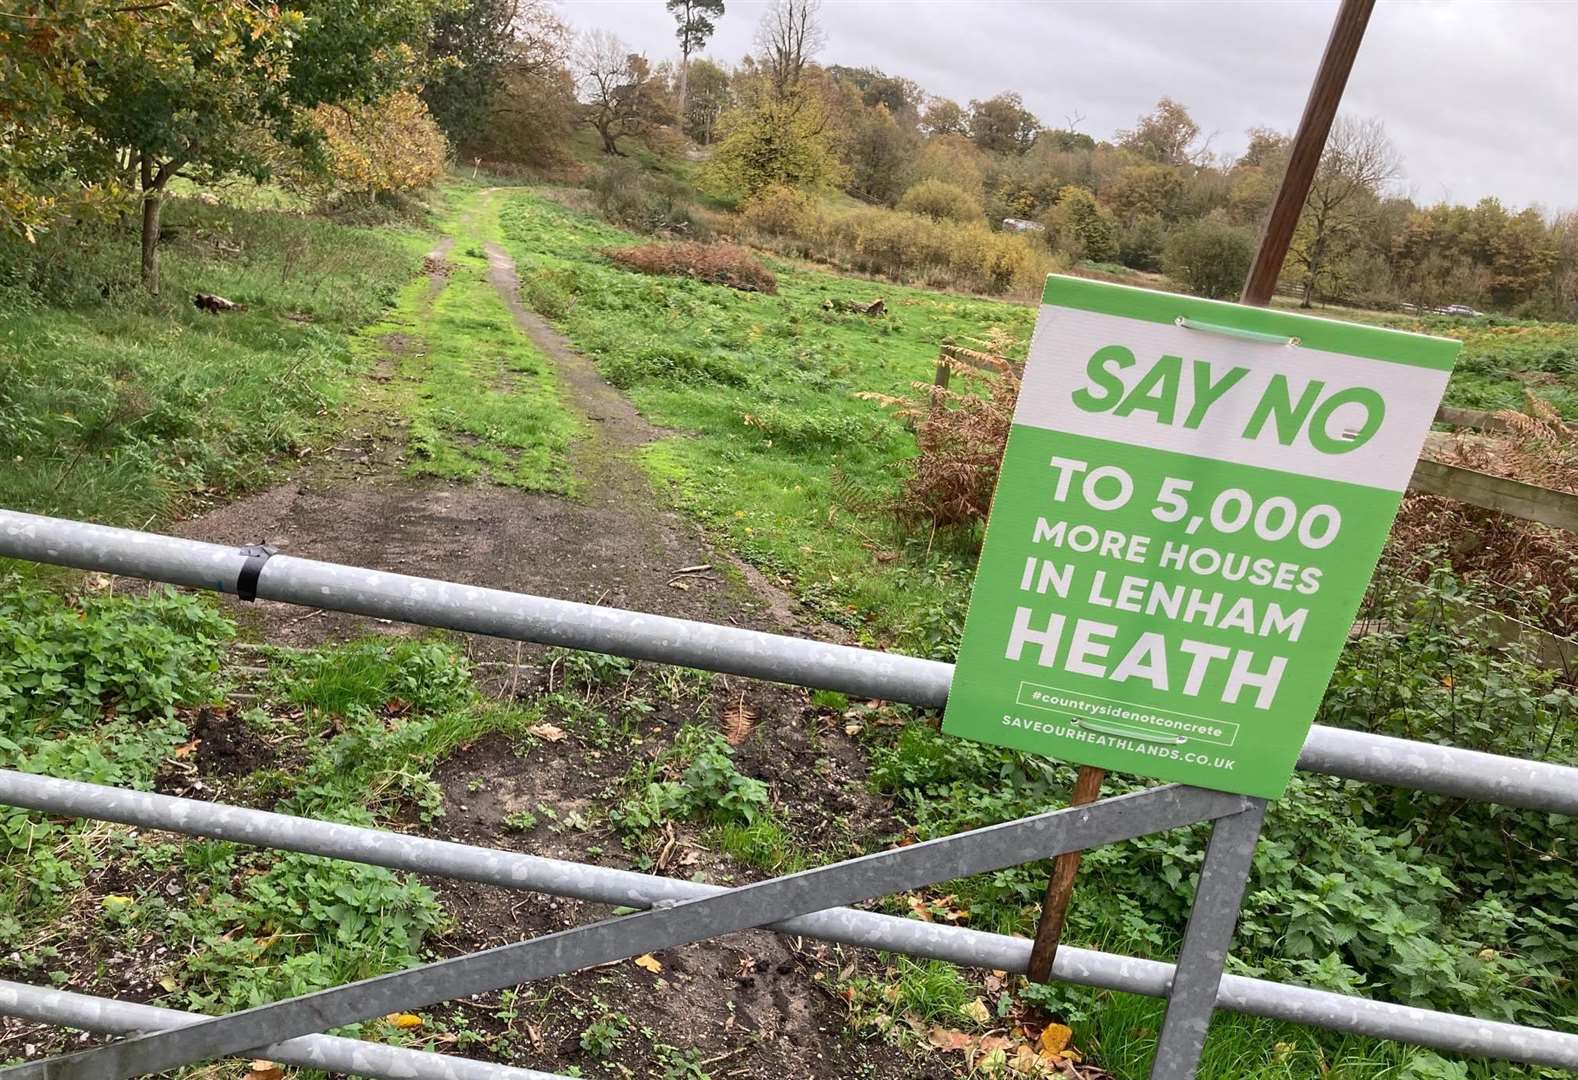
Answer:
xmin=588 ymin=159 xmax=710 ymax=238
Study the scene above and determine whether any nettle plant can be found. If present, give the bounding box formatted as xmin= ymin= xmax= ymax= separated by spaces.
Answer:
xmin=870 ymin=563 xmax=1578 ymax=1036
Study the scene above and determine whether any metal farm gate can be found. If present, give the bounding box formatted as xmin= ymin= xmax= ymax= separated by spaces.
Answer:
xmin=0 ymin=509 xmax=1573 ymax=1080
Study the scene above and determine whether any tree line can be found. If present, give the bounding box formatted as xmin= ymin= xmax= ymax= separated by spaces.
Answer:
xmin=454 ymin=0 xmax=1575 ymax=318
xmin=4 ymin=0 xmax=1574 ymax=317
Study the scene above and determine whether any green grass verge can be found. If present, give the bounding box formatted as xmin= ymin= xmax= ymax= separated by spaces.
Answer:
xmin=0 ymin=197 xmax=429 ymax=530
xmin=493 ymin=186 xmax=1035 ymax=651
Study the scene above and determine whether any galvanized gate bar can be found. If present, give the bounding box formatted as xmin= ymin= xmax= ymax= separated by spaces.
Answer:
xmin=3 ymin=510 xmax=1576 ymax=815
xmin=5 ymin=785 xmax=1245 ymax=1080
xmin=1149 ymin=800 xmax=1269 ymax=1080
xmin=0 ymin=981 xmax=574 ymax=1080
xmin=2 ymin=776 xmax=1576 ymax=1068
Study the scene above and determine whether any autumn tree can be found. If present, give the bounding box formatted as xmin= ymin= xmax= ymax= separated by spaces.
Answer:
xmin=667 ymin=0 xmax=724 ymax=116
xmin=681 ymin=58 xmax=732 ymax=145
xmin=576 ymin=32 xmax=673 ymax=155
xmin=49 ymin=1 xmax=304 ymax=294
xmin=1044 ymin=185 xmax=1118 ymax=262
xmin=844 ymin=103 xmax=917 ymax=205
xmin=1288 ymin=115 xmax=1399 ymax=305
xmin=706 ymin=93 xmax=842 ymax=197
xmin=828 ymin=65 xmax=922 ymax=120
xmin=968 ymin=92 xmax=1040 ymax=155
xmin=1118 ymin=98 xmax=1201 ymax=166
xmin=756 ymin=0 xmax=824 ymax=100
xmin=919 ymin=97 xmax=967 ymax=137
xmin=1107 ymin=164 xmax=1184 ymax=224
xmin=3 ymin=0 xmax=442 ymax=293
xmin=0 ymin=3 xmax=133 ymax=241
xmin=1226 ymin=128 xmax=1290 ymax=226
xmin=912 ymin=134 xmax=988 ymax=200
xmin=307 ymin=91 xmax=447 ymax=203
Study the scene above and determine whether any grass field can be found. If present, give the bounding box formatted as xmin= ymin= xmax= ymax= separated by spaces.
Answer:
xmin=1 ymin=178 xmax=1573 ymax=1080
xmin=490 ymin=184 xmax=1576 ymax=1079
xmin=0 ymin=199 xmax=428 ymax=531
xmin=496 ymin=189 xmax=1035 ymax=654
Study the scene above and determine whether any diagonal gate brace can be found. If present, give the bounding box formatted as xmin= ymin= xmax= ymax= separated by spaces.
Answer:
xmin=7 ymin=784 xmax=1247 ymax=1080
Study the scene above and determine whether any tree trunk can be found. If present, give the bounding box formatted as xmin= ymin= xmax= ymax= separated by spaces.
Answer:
xmin=677 ymin=47 xmax=689 ymax=121
xmin=598 ymin=120 xmax=620 ymax=155
xmin=139 ymin=156 xmax=163 ymax=295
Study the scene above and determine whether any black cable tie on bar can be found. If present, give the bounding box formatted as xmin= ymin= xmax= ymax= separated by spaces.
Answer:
xmin=236 ymin=544 xmax=277 ymax=603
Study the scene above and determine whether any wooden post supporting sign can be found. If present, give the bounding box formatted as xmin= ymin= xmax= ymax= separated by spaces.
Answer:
xmin=1024 ymin=0 xmax=1378 ymax=985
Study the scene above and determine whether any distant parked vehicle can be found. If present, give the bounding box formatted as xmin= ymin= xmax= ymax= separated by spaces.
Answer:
xmin=1002 ymin=217 xmax=1045 ymax=234
xmin=1434 ymin=303 xmax=1482 ymax=317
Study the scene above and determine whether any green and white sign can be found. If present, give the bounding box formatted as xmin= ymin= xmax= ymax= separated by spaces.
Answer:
xmin=943 ymin=276 xmax=1460 ymax=797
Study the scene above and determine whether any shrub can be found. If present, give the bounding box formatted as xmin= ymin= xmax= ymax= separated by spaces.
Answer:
xmin=741 ymin=200 xmax=1052 ymax=298
xmin=739 ymin=184 xmax=812 ymax=238
xmin=587 ymin=159 xmax=708 ymax=237
xmin=302 ymin=92 xmax=447 ymax=205
xmin=606 ymin=241 xmax=777 ymax=294
xmin=1163 ymin=217 xmax=1256 ymax=299
xmin=897 ymin=179 xmax=984 ymax=224
xmin=1044 ymin=185 xmax=1119 ymax=263
xmin=1118 ymin=213 xmax=1168 ymax=272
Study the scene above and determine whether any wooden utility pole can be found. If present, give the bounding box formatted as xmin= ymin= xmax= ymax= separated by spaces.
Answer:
xmin=1240 ymin=0 xmax=1376 ymax=306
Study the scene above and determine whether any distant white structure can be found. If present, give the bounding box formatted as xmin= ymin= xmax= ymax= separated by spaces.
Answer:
xmin=1002 ymin=217 xmax=1045 ymax=234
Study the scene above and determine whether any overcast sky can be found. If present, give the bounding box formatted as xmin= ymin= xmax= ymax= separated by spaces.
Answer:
xmin=555 ymin=0 xmax=1577 ymax=214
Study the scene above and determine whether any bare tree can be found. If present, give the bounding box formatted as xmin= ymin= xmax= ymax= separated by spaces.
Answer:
xmin=1291 ymin=115 xmax=1401 ymax=305
xmin=575 ymin=30 xmax=670 ymax=154
xmin=755 ymin=0 xmax=824 ymax=99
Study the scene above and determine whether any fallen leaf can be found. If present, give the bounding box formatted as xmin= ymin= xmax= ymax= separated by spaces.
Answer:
xmin=386 ymin=1012 xmax=423 ymax=1029
xmin=928 ymin=1027 xmax=974 ymax=1053
xmin=721 ymin=700 xmax=756 ymax=746
xmin=977 ymin=1035 xmax=1014 ymax=1055
xmin=843 ymin=721 xmax=863 ymax=736
xmin=247 ymin=1060 xmax=283 ymax=1080
xmin=156 ymin=975 xmax=179 ymax=993
xmin=1009 ymin=1043 xmax=1043 ymax=1074
xmin=1039 ymin=1022 xmax=1073 ymax=1056
xmin=172 ymin=739 xmax=201 ymax=759
xmin=527 ymin=722 xmax=565 ymax=742
xmin=101 ymin=895 xmax=133 ymax=913
xmin=634 ymin=953 xmax=663 ymax=974
xmin=962 ymin=997 xmax=991 ymax=1025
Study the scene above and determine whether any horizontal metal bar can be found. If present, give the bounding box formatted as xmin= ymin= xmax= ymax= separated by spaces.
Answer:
xmin=0 ymin=509 xmax=948 ymax=708
xmin=2 ymin=509 xmax=1574 ymax=815
xmin=6 ymin=785 xmax=1240 ymax=1080
xmin=0 ymin=981 xmax=571 ymax=1080
xmin=2 ymin=771 xmax=1573 ymax=1069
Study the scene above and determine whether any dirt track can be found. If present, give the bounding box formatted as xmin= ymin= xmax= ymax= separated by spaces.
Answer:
xmin=170 ymin=191 xmax=930 ymax=1080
